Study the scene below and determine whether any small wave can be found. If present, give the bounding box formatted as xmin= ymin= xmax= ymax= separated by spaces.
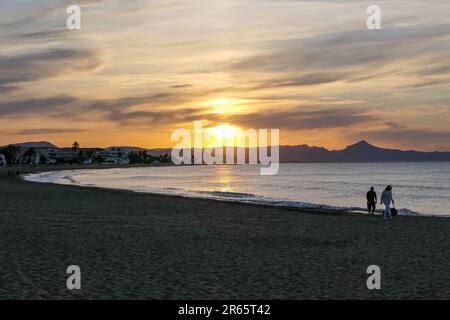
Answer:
xmin=185 ymin=191 xmax=434 ymax=217
xmin=271 ymin=199 xmax=350 ymax=211
xmin=396 ymin=208 xmax=450 ymax=217
xmin=398 ymin=208 xmax=421 ymax=216
xmin=62 ymin=175 xmax=79 ymax=184
xmin=23 ymin=171 xmax=63 ymax=183
xmin=83 ymin=183 xmax=97 ymax=187
xmin=194 ymin=190 xmax=257 ymax=199
xmin=190 ymin=190 xmax=354 ymax=212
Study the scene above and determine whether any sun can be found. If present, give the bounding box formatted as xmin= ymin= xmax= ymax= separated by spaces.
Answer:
xmin=208 ymin=124 xmax=240 ymax=139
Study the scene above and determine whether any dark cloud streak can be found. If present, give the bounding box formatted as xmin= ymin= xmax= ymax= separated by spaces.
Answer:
xmin=227 ymin=108 xmax=379 ymax=130
xmin=15 ymin=128 xmax=87 ymax=135
xmin=0 ymin=48 xmax=103 ymax=94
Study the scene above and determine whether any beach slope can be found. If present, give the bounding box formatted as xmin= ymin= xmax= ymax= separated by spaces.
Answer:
xmin=1 ymin=166 xmax=450 ymax=299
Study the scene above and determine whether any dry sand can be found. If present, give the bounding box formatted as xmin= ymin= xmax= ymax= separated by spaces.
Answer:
xmin=0 ymin=165 xmax=450 ymax=299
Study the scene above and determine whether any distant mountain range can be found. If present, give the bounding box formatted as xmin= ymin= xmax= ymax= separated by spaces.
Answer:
xmin=279 ymin=140 xmax=450 ymax=162
xmin=4 ymin=140 xmax=450 ymax=162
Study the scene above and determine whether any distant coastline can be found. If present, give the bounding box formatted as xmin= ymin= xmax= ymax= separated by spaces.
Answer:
xmin=2 ymin=140 xmax=450 ymax=167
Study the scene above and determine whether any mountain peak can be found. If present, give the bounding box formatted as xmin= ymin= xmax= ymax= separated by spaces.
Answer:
xmin=355 ymin=140 xmax=372 ymax=146
xmin=345 ymin=140 xmax=378 ymax=151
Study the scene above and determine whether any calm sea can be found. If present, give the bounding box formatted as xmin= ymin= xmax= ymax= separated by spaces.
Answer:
xmin=25 ymin=163 xmax=450 ymax=217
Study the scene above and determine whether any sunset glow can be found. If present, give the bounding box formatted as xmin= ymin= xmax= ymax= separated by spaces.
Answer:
xmin=205 ymin=98 xmax=246 ymax=115
xmin=0 ymin=1 xmax=450 ymax=151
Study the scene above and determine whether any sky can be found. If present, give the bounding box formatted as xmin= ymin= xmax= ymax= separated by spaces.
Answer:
xmin=1 ymin=0 xmax=450 ymax=150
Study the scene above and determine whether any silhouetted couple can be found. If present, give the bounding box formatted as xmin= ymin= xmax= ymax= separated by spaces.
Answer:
xmin=366 ymin=186 xmax=395 ymax=220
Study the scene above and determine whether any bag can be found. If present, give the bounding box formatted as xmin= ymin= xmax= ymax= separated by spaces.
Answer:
xmin=391 ymin=207 xmax=398 ymax=216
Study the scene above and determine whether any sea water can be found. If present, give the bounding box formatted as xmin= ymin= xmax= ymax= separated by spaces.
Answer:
xmin=24 ymin=162 xmax=450 ymax=217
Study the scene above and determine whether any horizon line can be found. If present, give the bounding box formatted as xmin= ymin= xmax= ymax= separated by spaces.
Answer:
xmin=2 ymin=140 xmax=450 ymax=154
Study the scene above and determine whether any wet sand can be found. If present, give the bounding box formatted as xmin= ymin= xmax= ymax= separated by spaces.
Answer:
xmin=1 ymin=165 xmax=450 ymax=299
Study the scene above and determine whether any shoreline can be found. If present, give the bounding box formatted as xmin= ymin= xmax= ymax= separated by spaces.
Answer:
xmin=19 ymin=165 xmax=444 ymax=219
xmin=19 ymin=165 xmax=353 ymax=217
xmin=1 ymin=164 xmax=450 ymax=299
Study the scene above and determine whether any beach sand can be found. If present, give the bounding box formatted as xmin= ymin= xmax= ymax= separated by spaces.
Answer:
xmin=0 ymin=165 xmax=450 ymax=299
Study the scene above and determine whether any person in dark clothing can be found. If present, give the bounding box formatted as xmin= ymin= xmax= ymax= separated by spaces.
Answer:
xmin=366 ymin=186 xmax=377 ymax=215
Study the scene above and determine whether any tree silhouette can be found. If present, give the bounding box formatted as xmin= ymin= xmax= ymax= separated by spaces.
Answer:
xmin=72 ymin=141 xmax=80 ymax=163
xmin=23 ymin=147 xmax=36 ymax=164
xmin=0 ymin=145 xmax=20 ymax=165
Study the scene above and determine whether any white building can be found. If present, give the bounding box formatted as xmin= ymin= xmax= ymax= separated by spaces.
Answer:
xmin=101 ymin=147 xmax=130 ymax=165
xmin=0 ymin=154 xmax=6 ymax=166
xmin=32 ymin=153 xmax=40 ymax=166
xmin=35 ymin=148 xmax=67 ymax=163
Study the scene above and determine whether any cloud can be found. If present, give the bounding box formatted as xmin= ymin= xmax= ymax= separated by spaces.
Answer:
xmin=409 ymin=79 xmax=450 ymax=88
xmin=0 ymin=0 xmax=112 ymax=27
xmin=0 ymin=48 xmax=103 ymax=93
xmin=252 ymin=73 xmax=347 ymax=90
xmin=15 ymin=128 xmax=87 ymax=135
xmin=0 ymin=84 xmax=16 ymax=94
xmin=0 ymin=92 xmax=388 ymax=132
xmin=171 ymin=84 xmax=192 ymax=89
xmin=104 ymin=108 xmax=213 ymax=125
xmin=226 ymin=107 xmax=379 ymax=130
xmin=84 ymin=93 xmax=175 ymax=113
xmin=230 ymin=24 xmax=450 ymax=87
xmin=0 ymin=92 xmax=209 ymax=127
xmin=384 ymin=122 xmax=404 ymax=130
xmin=0 ymin=95 xmax=76 ymax=117
xmin=11 ymin=29 xmax=75 ymax=43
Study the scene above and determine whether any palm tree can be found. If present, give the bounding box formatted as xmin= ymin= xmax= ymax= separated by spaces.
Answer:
xmin=24 ymin=147 xmax=36 ymax=164
xmin=2 ymin=145 xmax=20 ymax=165
xmin=72 ymin=141 xmax=80 ymax=163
